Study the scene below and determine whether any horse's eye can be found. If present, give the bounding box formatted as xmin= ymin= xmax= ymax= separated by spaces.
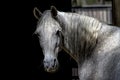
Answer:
xmin=56 ymin=30 xmax=60 ymax=36
xmin=36 ymin=33 xmax=40 ymax=36
xmin=55 ymin=43 xmax=58 ymax=48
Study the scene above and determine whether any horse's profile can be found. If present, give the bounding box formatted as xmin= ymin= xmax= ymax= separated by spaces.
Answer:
xmin=33 ymin=6 xmax=120 ymax=80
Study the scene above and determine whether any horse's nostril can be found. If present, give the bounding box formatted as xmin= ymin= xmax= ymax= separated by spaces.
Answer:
xmin=43 ymin=60 xmax=46 ymax=63
xmin=43 ymin=60 xmax=48 ymax=64
xmin=52 ymin=65 xmax=55 ymax=68
xmin=54 ymin=58 xmax=56 ymax=63
xmin=46 ymin=65 xmax=48 ymax=68
xmin=43 ymin=60 xmax=45 ymax=63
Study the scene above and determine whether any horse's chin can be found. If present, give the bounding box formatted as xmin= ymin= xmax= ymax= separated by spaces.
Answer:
xmin=45 ymin=68 xmax=58 ymax=73
xmin=46 ymin=69 xmax=56 ymax=73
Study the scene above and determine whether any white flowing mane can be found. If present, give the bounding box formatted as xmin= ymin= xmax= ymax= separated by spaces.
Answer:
xmin=57 ymin=11 xmax=102 ymax=62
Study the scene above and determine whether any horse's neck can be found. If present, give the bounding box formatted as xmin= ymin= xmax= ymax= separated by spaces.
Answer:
xmin=58 ymin=12 xmax=102 ymax=63
xmin=58 ymin=12 xmax=80 ymax=63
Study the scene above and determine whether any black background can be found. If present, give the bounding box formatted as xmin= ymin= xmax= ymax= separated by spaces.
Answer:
xmin=31 ymin=0 xmax=77 ymax=80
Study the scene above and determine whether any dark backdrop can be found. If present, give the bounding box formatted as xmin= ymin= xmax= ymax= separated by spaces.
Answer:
xmin=32 ymin=0 xmax=74 ymax=80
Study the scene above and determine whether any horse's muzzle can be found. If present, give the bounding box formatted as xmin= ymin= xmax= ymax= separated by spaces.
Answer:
xmin=43 ymin=58 xmax=58 ymax=72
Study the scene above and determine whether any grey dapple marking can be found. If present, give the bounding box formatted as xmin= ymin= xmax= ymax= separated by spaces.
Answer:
xmin=33 ymin=6 xmax=120 ymax=80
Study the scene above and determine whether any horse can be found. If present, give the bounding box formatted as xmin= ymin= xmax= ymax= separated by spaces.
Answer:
xmin=33 ymin=6 xmax=120 ymax=80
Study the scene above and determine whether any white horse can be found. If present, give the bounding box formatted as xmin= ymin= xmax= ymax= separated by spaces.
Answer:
xmin=33 ymin=6 xmax=120 ymax=80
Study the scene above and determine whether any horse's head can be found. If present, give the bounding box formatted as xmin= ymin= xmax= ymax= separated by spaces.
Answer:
xmin=33 ymin=6 xmax=62 ymax=72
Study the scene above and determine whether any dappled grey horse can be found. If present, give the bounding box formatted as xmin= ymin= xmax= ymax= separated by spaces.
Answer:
xmin=33 ymin=6 xmax=120 ymax=80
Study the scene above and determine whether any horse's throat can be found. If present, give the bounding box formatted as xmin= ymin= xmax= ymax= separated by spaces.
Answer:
xmin=60 ymin=46 xmax=79 ymax=63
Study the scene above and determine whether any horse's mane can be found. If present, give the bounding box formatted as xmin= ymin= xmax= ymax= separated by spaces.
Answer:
xmin=35 ymin=10 xmax=59 ymax=34
xmin=36 ymin=10 xmax=51 ymax=27
xmin=57 ymin=11 xmax=102 ymax=60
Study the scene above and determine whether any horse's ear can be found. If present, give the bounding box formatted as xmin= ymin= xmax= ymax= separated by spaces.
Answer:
xmin=51 ymin=6 xmax=57 ymax=17
xmin=33 ymin=7 xmax=42 ymax=20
